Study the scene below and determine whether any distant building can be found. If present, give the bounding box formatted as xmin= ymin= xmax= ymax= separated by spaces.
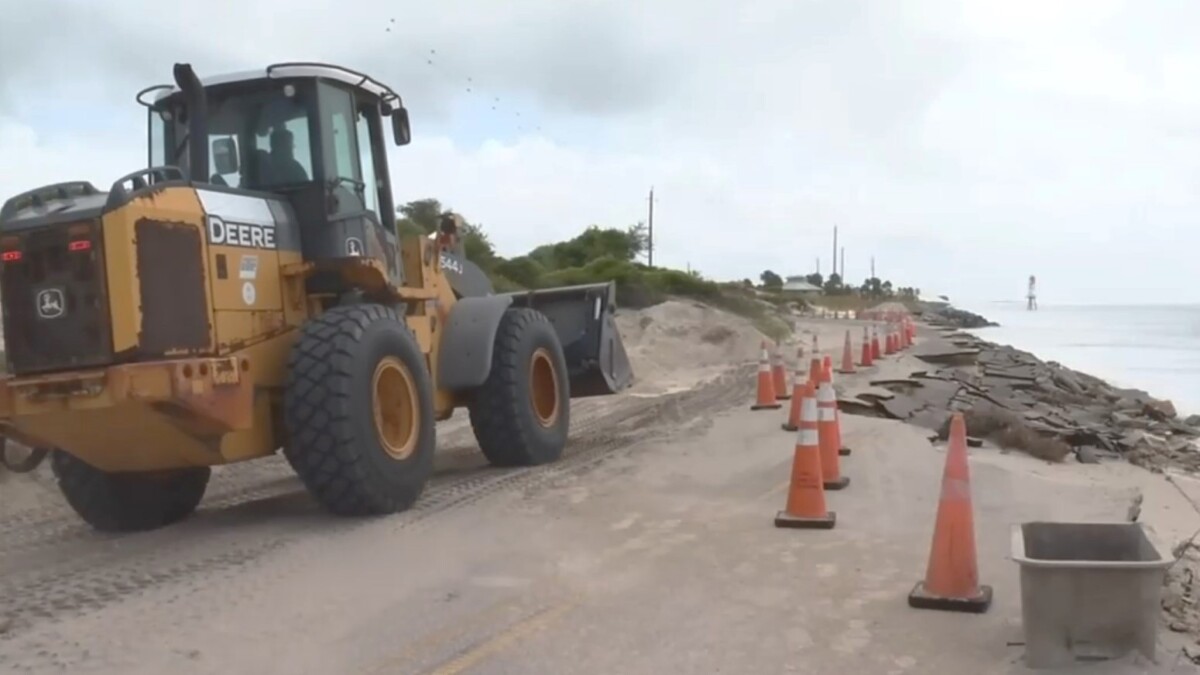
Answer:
xmin=781 ymin=276 xmax=823 ymax=297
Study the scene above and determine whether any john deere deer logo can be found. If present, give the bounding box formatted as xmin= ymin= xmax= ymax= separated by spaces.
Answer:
xmin=36 ymin=288 xmax=65 ymax=319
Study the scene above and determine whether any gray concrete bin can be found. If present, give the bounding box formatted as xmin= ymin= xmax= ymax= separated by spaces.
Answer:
xmin=1010 ymin=521 xmax=1175 ymax=669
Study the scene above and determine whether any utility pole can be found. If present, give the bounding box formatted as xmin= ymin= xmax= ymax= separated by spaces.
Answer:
xmin=832 ymin=225 xmax=838 ymax=278
xmin=840 ymin=247 xmax=845 ymax=282
xmin=647 ymin=187 xmax=655 ymax=268
xmin=816 ymin=257 xmax=820 ymax=275
xmin=870 ymin=256 xmax=876 ymax=280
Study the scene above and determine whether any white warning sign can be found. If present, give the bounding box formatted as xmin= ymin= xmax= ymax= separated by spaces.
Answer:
xmin=239 ymin=255 xmax=259 ymax=280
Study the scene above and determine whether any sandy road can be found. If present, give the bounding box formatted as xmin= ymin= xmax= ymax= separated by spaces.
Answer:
xmin=0 ymin=348 xmax=760 ymax=673
xmin=2 ymin=317 xmax=1196 ymax=674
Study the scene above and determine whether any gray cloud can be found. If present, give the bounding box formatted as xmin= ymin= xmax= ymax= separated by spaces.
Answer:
xmin=4 ymin=0 xmax=1200 ymax=303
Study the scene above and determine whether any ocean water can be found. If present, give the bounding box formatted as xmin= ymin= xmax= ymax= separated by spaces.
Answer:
xmin=959 ymin=302 xmax=1200 ymax=418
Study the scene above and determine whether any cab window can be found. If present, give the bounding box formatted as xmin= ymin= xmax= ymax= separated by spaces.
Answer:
xmin=318 ymin=83 xmax=366 ymax=217
xmin=355 ymin=108 xmax=382 ymax=222
xmin=158 ymin=82 xmax=317 ymax=190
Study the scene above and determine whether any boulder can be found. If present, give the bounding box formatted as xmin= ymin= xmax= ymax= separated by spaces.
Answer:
xmin=1144 ymin=398 xmax=1178 ymax=421
xmin=1051 ymin=370 xmax=1087 ymax=395
xmin=1111 ymin=411 xmax=1150 ymax=430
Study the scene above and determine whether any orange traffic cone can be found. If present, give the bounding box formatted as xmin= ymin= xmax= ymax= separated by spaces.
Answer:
xmin=807 ymin=357 xmax=823 ymax=387
xmin=781 ymin=349 xmax=807 ymax=432
xmin=823 ymin=361 xmax=852 ymax=458
xmin=908 ymin=412 xmax=993 ymax=613
xmin=774 ymin=382 xmax=835 ymax=529
xmin=816 ymin=367 xmax=849 ymax=490
xmin=871 ymin=328 xmax=881 ymax=360
xmin=822 ymin=354 xmax=833 ymax=382
xmin=839 ymin=331 xmax=856 ymax=374
xmin=860 ymin=327 xmax=873 ymax=366
xmin=885 ymin=329 xmax=897 ymax=355
xmin=771 ymin=345 xmax=791 ymax=401
xmin=751 ymin=342 xmax=782 ymax=410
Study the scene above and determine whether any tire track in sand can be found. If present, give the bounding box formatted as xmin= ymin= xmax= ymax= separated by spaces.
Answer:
xmin=0 ymin=365 xmax=753 ymax=647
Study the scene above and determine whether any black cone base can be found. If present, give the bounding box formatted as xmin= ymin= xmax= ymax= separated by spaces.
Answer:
xmin=823 ymin=476 xmax=850 ymax=491
xmin=907 ymin=582 xmax=993 ymax=614
xmin=774 ymin=510 xmax=836 ymax=530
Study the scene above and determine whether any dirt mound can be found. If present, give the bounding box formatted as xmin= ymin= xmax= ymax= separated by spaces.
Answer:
xmin=868 ymin=301 xmax=910 ymax=316
xmin=615 ymin=300 xmax=768 ymax=395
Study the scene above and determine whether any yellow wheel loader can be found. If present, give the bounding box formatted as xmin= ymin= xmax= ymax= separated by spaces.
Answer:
xmin=0 ymin=62 xmax=633 ymax=531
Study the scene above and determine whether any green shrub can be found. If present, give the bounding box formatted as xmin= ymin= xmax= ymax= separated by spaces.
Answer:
xmin=493 ymin=256 xmax=547 ymax=289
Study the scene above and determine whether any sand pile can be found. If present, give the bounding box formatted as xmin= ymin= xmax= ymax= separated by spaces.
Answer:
xmin=868 ymin=301 xmax=910 ymax=316
xmin=614 ymin=300 xmax=768 ymax=395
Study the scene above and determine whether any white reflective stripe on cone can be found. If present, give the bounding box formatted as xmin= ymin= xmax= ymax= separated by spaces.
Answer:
xmin=801 ymin=397 xmax=818 ymax=422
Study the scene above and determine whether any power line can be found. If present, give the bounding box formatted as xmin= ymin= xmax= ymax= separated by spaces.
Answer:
xmin=647 ymin=187 xmax=656 ymax=268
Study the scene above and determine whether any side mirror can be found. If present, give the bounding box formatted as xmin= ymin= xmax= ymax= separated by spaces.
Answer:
xmin=212 ymin=137 xmax=239 ymax=175
xmin=391 ymin=107 xmax=411 ymax=146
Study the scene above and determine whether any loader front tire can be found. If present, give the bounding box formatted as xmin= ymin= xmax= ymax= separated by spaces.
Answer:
xmin=469 ymin=307 xmax=570 ymax=467
xmin=50 ymin=451 xmax=210 ymax=532
xmin=283 ymin=304 xmax=436 ymax=517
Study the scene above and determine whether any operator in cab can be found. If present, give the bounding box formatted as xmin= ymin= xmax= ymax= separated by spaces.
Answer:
xmin=269 ymin=128 xmax=309 ymax=184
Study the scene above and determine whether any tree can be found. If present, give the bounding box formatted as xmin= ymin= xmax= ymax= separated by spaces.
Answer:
xmin=805 ymin=272 xmax=823 ymax=288
xmin=460 ymin=221 xmax=498 ymax=271
xmin=395 ymin=198 xmax=498 ymax=271
xmin=760 ymin=270 xmax=783 ymax=289
xmin=529 ymin=224 xmax=647 ymax=271
xmin=824 ymin=272 xmax=843 ymax=293
xmin=493 ymin=256 xmax=546 ymax=289
xmin=396 ymin=198 xmax=443 ymax=237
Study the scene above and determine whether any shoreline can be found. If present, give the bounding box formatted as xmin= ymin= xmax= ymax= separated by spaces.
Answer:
xmin=846 ymin=311 xmax=1200 ymax=476
xmin=919 ymin=303 xmax=1199 ymax=464
xmin=925 ymin=301 xmax=1200 ymax=419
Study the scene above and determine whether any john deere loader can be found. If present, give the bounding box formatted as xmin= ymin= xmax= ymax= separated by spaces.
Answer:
xmin=0 ymin=62 xmax=633 ymax=531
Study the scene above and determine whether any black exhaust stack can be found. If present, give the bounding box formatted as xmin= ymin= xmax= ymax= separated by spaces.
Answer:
xmin=172 ymin=63 xmax=208 ymax=182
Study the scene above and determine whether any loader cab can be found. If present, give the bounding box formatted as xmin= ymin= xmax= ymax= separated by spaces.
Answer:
xmin=141 ymin=63 xmax=412 ymax=286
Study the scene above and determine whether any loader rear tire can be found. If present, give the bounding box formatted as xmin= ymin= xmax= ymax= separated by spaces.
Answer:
xmin=469 ymin=307 xmax=570 ymax=467
xmin=283 ymin=304 xmax=436 ymax=517
xmin=50 ymin=451 xmax=210 ymax=532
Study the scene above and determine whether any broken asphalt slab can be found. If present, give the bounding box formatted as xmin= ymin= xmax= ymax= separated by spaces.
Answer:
xmin=842 ymin=325 xmax=1200 ymax=473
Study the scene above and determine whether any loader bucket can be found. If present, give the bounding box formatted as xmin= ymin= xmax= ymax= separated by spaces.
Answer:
xmin=503 ymin=282 xmax=634 ymax=397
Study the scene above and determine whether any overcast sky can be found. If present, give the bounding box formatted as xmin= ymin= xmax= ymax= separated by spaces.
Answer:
xmin=1 ymin=0 xmax=1197 ymax=305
